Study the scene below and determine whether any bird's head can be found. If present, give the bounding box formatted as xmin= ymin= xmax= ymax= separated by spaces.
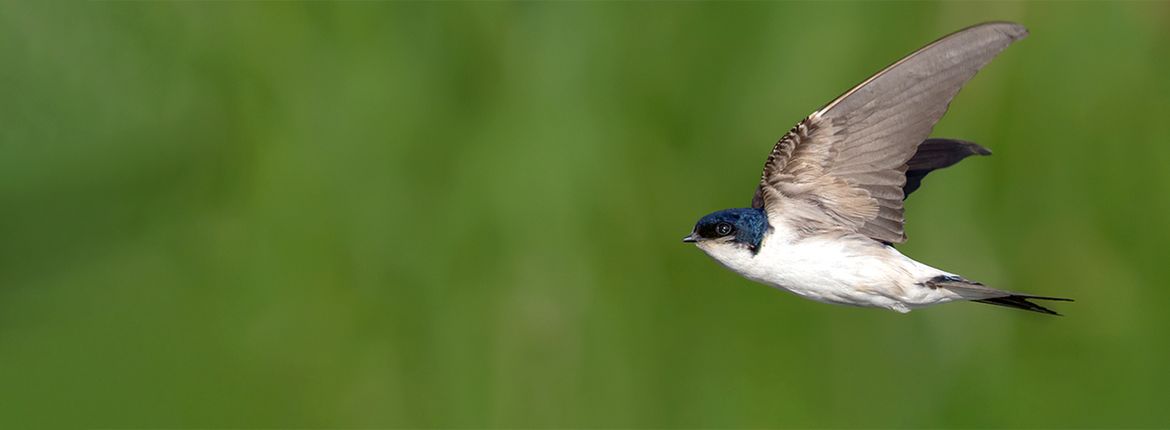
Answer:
xmin=682 ymin=207 xmax=769 ymax=254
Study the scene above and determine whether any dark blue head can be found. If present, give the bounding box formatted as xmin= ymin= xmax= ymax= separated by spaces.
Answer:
xmin=682 ymin=207 xmax=770 ymax=252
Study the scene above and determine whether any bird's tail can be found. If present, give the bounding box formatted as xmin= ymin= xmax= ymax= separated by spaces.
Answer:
xmin=971 ymin=294 xmax=1074 ymax=316
xmin=924 ymin=275 xmax=1074 ymax=316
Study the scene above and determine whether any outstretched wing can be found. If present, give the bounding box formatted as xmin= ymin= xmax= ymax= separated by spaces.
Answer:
xmin=903 ymin=138 xmax=991 ymax=198
xmin=750 ymin=22 xmax=1027 ymax=243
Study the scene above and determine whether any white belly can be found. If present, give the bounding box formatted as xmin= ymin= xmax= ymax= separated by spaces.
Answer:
xmin=697 ymin=226 xmax=961 ymax=313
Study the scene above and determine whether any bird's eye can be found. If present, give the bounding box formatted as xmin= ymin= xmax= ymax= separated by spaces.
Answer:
xmin=715 ymin=222 xmax=734 ymax=236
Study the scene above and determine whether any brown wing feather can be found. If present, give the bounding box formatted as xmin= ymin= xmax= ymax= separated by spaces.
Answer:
xmin=751 ymin=22 xmax=1027 ymax=243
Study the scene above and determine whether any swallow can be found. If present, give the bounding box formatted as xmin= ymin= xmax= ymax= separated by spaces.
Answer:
xmin=683 ymin=22 xmax=1072 ymax=314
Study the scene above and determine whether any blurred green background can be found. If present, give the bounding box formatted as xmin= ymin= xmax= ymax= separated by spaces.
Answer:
xmin=2 ymin=2 xmax=1169 ymax=428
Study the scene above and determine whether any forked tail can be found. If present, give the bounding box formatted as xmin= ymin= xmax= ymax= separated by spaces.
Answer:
xmin=971 ymin=294 xmax=1074 ymax=316
xmin=925 ymin=275 xmax=1074 ymax=316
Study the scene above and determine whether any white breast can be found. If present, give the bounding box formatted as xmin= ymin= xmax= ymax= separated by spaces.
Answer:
xmin=695 ymin=219 xmax=960 ymax=312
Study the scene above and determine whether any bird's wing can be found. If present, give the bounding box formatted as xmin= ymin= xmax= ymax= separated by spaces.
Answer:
xmin=750 ymin=22 xmax=1027 ymax=243
xmin=903 ymin=138 xmax=991 ymax=198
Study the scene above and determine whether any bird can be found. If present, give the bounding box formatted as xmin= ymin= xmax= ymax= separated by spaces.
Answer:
xmin=682 ymin=22 xmax=1072 ymax=315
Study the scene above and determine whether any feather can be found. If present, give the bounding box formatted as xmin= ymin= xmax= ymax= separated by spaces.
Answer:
xmin=903 ymin=138 xmax=991 ymax=198
xmin=924 ymin=275 xmax=1073 ymax=316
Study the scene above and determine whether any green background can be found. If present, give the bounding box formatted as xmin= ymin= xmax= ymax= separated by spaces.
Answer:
xmin=2 ymin=2 xmax=1168 ymax=428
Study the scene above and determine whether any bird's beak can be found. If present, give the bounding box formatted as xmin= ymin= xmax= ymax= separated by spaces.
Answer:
xmin=682 ymin=233 xmax=698 ymax=243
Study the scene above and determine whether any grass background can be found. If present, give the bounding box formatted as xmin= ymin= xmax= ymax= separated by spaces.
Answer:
xmin=2 ymin=2 xmax=1168 ymax=428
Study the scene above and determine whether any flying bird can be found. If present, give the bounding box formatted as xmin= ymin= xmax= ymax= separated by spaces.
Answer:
xmin=682 ymin=22 xmax=1072 ymax=315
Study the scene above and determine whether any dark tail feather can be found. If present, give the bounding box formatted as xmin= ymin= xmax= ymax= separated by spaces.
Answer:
xmin=925 ymin=275 xmax=1074 ymax=316
xmin=973 ymin=295 xmax=1075 ymax=316
xmin=904 ymin=138 xmax=992 ymax=198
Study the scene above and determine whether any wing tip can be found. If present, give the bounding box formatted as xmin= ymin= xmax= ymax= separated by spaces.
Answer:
xmin=978 ymin=21 xmax=1029 ymax=41
xmin=956 ymin=140 xmax=992 ymax=156
xmin=940 ymin=138 xmax=993 ymax=156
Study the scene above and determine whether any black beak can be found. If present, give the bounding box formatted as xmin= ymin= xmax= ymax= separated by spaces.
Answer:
xmin=682 ymin=233 xmax=697 ymax=243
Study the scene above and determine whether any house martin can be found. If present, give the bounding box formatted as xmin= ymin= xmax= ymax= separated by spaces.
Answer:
xmin=683 ymin=22 xmax=1072 ymax=314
